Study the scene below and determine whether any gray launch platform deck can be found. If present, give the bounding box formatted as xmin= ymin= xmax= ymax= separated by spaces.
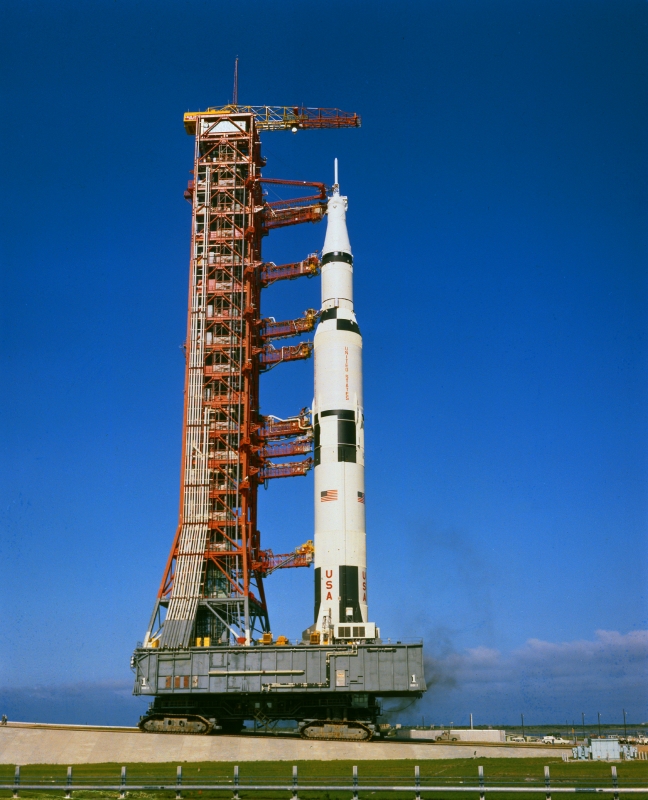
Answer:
xmin=133 ymin=642 xmax=425 ymax=697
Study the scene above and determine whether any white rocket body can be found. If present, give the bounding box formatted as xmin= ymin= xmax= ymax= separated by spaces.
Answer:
xmin=312 ymin=167 xmax=373 ymax=637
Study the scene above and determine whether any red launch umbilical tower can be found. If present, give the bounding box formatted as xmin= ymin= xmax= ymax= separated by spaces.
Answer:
xmin=144 ymin=105 xmax=360 ymax=650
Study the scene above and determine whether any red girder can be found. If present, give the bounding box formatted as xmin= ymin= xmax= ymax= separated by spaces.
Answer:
xmin=157 ymin=524 xmax=181 ymax=599
xmin=257 ymin=178 xmax=327 ymax=230
xmin=258 ymin=177 xmax=326 ymax=206
xmin=208 ymin=518 xmax=241 ymax=530
xmin=290 ymin=107 xmax=361 ymax=129
xmin=262 ymin=203 xmax=326 ymax=231
xmin=258 ymin=410 xmax=312 ymax=440
xmin=258 ymin=459 xmax=313 ymax=481
xmin=259 ymin=436 xmax=312 ymax=459
xmin=260 ymin=254 xmax=320 ymax=287
xmin=259 ymin=309 xmax=318 ymax=341
xmin=258 ymin=341 xmax=313 ymax=369
xmin=252 ymin=542 xmax=314 ymax=578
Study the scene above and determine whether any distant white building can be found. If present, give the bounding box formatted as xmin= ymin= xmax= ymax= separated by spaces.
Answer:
xmin=572 ymin=739 xmax=639 ymax=760
xmin=408 ymin=728 xmax=506 ymax=743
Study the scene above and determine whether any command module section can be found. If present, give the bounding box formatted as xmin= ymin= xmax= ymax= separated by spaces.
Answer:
xmin=133 ymin=642 xmax=425 ymax=740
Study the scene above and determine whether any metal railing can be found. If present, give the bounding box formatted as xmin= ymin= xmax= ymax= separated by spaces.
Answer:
xmin=3 ymin=764 xmax=646 ymax=797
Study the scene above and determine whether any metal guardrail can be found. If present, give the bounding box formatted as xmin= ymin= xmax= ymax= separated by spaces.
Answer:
xmin=2 ymin=764 xmax=647 ymax=798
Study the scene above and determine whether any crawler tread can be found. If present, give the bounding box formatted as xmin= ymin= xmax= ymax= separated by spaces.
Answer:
xmin=299 ymin=720 xmax=373 ymax=742
xmin=139 ymin=713 xmax=213 ymax=735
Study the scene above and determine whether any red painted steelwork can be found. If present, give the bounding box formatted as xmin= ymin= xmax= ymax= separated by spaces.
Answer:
xmin=252 ymin=543 xmax=314 ymax=577
xmin=259 ymin=437 xmax=313 ymax=459
xmin=259 ymin=177 xmax=327 ymax=210
xmin=146 ymin=104 xmax=358 ymax=648
xmin=260 ymin=254 xmax=320 ymax=286
xmin=258 ymin=460 xmax=314 ymax=481
xmin=258 ymin=341 xmax=314 ymax=369
xmin=260 ymin=309 xmax=318 ymax=341
xmin=262 ymin=203 xmax=327 ymax=232
xmin=258 ymin=410 xmax=312 ymax=440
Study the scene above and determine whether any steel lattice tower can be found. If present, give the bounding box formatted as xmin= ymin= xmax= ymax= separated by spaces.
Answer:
xmin=144 ymin=106 xmax=361 ymax=649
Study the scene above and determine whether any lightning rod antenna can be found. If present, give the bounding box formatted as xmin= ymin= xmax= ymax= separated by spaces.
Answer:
xmin=333 ymin=158 xmax=339 ymax=192
xmin=233 ymin=57 xmax=239 ymax=106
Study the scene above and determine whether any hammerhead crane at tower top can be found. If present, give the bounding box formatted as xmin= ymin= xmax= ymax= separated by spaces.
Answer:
xmin=133 ymin=100 xmax=426 ymax=740
xmin=144 ymin=104 xmax=362 ymax=652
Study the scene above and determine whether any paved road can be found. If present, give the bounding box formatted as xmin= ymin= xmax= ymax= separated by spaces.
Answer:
xmin=0 ymin=724 xmax=568 ymax=764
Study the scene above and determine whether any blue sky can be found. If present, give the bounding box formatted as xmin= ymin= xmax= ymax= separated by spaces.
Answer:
xmin=1 ymin=0 xmax=646 ymax=725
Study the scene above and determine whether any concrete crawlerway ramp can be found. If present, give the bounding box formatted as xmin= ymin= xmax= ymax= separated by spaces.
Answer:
xmin=0 ymin=724 xmax=570 ymax=764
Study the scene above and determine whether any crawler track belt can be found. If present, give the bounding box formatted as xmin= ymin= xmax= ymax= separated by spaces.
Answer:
xmin=139 ymin=714 xmax=213 ymax=735
xmin=299 ymin=720 xmax=373 ymax=741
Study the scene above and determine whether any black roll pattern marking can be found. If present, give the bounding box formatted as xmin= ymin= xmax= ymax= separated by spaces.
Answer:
xmin=314 ymin=566 xmax=321 ymax=624
xmin=338 ymin=565 xmax=363 ymax=622
xmin=319 ymin=307 xmax=338 ymax=322
xmin=336 ymin=319 xmax=360 ymax=335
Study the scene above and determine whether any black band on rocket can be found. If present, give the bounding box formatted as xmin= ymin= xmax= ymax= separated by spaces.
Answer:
xmin=337 ymin=319 xmax=361 ymax=334
xmin=321 ymin=409 xmax=355 ymax=420
xmin=319 ymin=308 xmax=337 ymax=322
xmin=321 ymin=251 xmax=353 ymax=266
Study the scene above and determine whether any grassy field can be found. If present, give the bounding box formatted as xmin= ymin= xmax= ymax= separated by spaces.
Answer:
xmin=0 ymin=758 xmax=646 ymax=799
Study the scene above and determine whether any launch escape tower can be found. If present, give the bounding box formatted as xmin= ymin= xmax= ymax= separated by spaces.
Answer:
xmin=133 ymin=103 xmax=426 ymax=740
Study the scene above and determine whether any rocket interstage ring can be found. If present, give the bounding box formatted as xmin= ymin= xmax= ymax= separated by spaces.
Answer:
xmin=321 ymin=250 xmax=353 ymax=266
xmin=313 ymin=409 xmax=363 ymax=467
xmin=317 ymin=307 xmax=362 ymax=335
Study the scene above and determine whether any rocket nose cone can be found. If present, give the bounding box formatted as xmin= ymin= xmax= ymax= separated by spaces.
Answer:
xmin=323 ymin=193 xmax=351 ymax=256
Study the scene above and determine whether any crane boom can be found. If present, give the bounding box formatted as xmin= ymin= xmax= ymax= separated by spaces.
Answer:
xmin=184 ymin=105 xmax=361 ymax=134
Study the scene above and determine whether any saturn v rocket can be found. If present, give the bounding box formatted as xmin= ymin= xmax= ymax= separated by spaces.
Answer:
xmin=312 ymin=162 xmax=375 ymax=641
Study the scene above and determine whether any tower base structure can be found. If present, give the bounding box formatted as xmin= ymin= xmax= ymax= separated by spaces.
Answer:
xmin=132 ymin=641 xmax=425 ymax=740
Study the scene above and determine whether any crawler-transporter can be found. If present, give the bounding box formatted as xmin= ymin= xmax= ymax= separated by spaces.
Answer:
xmin=132 ymin=103 xmax=426 ymax=740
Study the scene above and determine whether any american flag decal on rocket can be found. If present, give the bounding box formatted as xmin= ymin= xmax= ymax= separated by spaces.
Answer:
xmin=357 ymin=491 xmax=365 ymax=503
xmin=320 ymin=489 xmax=338 ymax=502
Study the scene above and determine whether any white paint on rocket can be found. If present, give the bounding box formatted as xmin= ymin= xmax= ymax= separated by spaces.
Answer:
xmin=312 ymin=163 xmax=372 ymax=636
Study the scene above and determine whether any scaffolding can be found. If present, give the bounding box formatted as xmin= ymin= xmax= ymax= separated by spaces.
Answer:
xmin=145 ymin=106 xmax=360 ymax=649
